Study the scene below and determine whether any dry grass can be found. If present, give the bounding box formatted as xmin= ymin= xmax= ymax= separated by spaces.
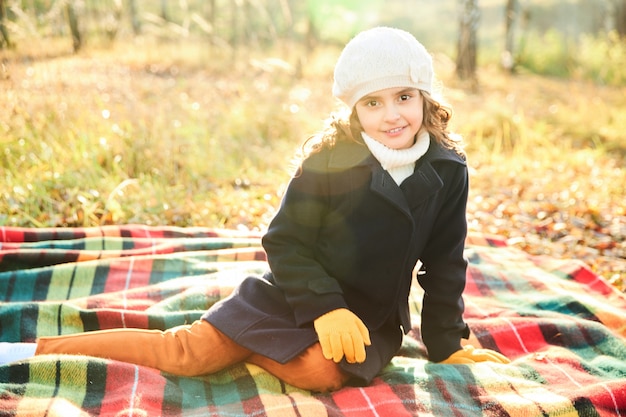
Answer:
xmin=1 ymin=39 xmax=624 ymax=289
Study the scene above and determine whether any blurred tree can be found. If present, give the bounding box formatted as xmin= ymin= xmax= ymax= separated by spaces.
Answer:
xmin=230 ymin=0 xmax=242 ymax=60
xmin=456 ymin=0 xmax=480 ymax=81
xmin=0 ymin=0 xmax=10 ymax=48
xmin=617 ymin=0 xmax=626 ymax=36
xmin=244 ymin=0 xmax=253 ymax=43
xmin=279 ymin=0 xmax=294 ymax=40
xmin=66 ymin=1 xmax=82 ymax=52
xmin=304 ymin=11 xmax=317 ymax=53
xmin=103 ymin=0 xmax=123 ymax=41
xmin=128 ymin=0 xmax=141 ymax=34
xmin=208 ymin=0 xmax=216 ymax=41
xmin=161 ymin=0 xmax=169 ymax=22
xmin=502 ymin=0 xmax=517 ymax=72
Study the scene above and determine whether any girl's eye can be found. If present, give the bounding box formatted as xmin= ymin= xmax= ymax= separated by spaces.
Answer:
xmin=366 ymin=100 xmax=379 ymax=107
xmin=399 ymin=94 xmax=411 ymax=101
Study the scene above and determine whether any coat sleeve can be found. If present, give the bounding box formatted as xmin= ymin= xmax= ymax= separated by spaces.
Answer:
xmin=262 ymin=152 xmax=349 ymax=327
xmin=417 ymin=162 xmax=471 ymax=362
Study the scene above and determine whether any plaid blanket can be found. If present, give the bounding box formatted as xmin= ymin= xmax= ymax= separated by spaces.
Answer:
xmin=1 ymin=225 xmax=625 ymax=416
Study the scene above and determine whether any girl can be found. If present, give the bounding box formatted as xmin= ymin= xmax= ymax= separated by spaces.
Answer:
xmin=1 ymin=27 xmax=509 ymax=392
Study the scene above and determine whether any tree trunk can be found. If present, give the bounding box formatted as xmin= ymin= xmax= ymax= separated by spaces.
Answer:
xmin=128 ymin=0 xmax=141 ymax=35
xmin=616 ymin=0 xmax=626 ymax=37
xmin=160 ymin=0 xmax=169 ymax=22
xmin=243 ymin=0 xmax=253 ymax=45
xmin=230 ymin=0 xmax=241 ymax=63
xmin=304 ymin=10 xmax=317 ymax=54
xmin=502 ymin=0 xmax=516 ymax=72
xmin=456 ymin=0 xmax=480 ymax=81
xmin=208 ymin=0 xmax=216 ymax=33
xmin=66 ymin=1 xmax=82 ymax=52
xmin=0 ymin=0 xmax=10 ymax=48
xmin=279 ymin=0 xmax=293 ymax=38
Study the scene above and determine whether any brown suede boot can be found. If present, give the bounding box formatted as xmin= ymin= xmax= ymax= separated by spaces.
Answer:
xmin=36 ymin=320 xmax=251 ymax=376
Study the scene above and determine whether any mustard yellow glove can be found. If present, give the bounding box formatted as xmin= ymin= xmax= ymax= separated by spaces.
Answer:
xmin=313 ymin=308 xmax=371 ymax=364
xmin=439 ymin=345 xmax=511 ymax=365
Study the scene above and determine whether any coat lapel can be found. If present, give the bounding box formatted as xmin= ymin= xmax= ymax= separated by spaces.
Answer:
xmin=327 ymin=138 xmax=464 ymax=216
xmin=402 ymin=138 xmax=466 ymax=210
xmin=328 ymin=141 xmax=412 ymax=216
xmin=401 ymin=162 xmax=444 ymax=209
xmin=369 ymin=165 xmax=412 ymax=217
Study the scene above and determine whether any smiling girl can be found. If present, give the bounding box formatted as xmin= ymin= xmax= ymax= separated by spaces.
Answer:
xmin=1 ymin=26 xmax=509 ymax=392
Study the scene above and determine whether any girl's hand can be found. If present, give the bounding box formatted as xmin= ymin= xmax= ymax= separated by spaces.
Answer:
xmin=439 ymin=345 xmax=510 ymax=364
xmin=313 ymin=308 xmax=371 ymax=363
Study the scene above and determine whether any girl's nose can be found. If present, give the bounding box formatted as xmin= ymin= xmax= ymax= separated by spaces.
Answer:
xmin=384 ymin=105 xmax=401 ymax=122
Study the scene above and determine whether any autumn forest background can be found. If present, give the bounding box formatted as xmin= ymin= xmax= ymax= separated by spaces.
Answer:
xmin=1 ymin=0 xmax=625 ymax=290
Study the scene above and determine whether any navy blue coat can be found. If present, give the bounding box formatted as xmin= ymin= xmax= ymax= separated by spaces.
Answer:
xmin=203 ymin=136 xmax=470 ymax=384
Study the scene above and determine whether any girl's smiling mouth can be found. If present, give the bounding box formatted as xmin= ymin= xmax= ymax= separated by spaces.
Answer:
xmin=386 ymin=126 xmax=405 ymax=135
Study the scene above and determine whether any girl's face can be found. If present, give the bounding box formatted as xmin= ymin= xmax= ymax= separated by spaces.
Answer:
xmin=354 ymin=87 xmax=424 ymax=150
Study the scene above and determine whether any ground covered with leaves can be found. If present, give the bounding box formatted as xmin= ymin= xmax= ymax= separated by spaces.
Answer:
xmin=449 ymin=70 xmax=626 ymax=292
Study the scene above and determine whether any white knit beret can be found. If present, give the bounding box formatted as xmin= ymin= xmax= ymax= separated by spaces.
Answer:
xmin=332 ymin=27 xmax=433 ymax=108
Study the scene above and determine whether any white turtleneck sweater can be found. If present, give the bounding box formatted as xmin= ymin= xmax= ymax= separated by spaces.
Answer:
xmin=361 ymin=130 xmax=430 ymax=185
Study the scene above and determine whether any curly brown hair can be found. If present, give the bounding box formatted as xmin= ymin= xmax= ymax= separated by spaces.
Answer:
xmin=299 ymin=90 xmax=464 ymax=161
